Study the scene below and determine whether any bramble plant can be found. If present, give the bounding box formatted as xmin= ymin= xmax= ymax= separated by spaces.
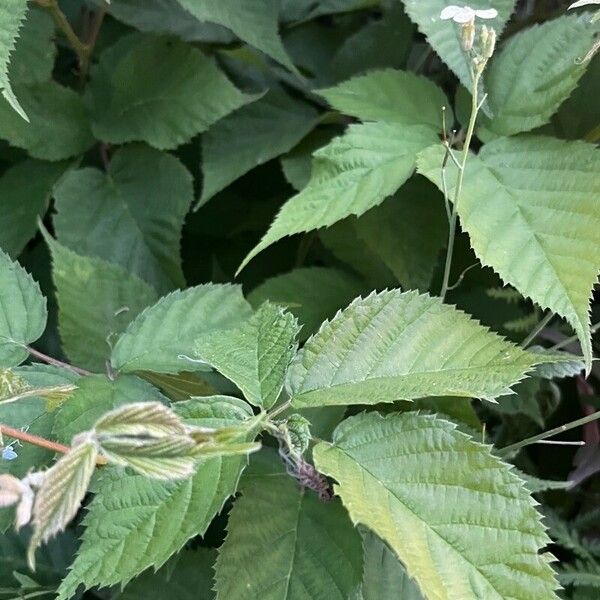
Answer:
xmin=0 ymin=1 xmax=599 ymax=599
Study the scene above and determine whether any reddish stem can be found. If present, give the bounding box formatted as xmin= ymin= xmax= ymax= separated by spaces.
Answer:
xmin=26 ymin=346 xmax=92 ymax=377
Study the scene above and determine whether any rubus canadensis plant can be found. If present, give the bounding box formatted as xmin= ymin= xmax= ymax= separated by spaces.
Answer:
xmin=0 ymin=1 xmax=600 ymax=599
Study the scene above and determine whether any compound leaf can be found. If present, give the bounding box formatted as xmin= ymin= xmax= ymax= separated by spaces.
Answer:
xmin=287 ymin=289 xmax=541 ymax=408
xmin=54 ymin=145 xmax=193 ymax=293
xmin=314 ymin=411 xmax=560 ymax=600
xmin=111 ymin=284 xmax=253 ymax=374
xmin=214 ymin=450 xmax=362 ymax=600
xmin=418 ymin=136 xmax=600 ymax=372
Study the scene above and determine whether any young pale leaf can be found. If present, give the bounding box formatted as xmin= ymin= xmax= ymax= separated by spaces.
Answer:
xmin=356 ymin=529 xmax=424 ymax=600
xmin=479 ymin=14 xmax=599 ymax=138
xmin=352 ymin=177 xmax=447 ymax=291
xmin=0 ymin=249 xmax=47 ymax=367
xmin=0 ymin=81 xmax=93 ymax=160
xmin=54 ymin=146 xmax=193 ymax=294
xmin=194 ymin=303 xmax=299 ymax=409
xmin=111 ymin=284 xmax=252 ymax=374
xmin=287 ymin=289 xmax=538 ymax=408
xmin=248 ymin=267 xmax=365 ymax=341
xmin=0 ymin=160 xmax=69 ymax=258
xmin=44 ymin=233 xmax=158 ymax=372
xmin=239 ymin=122 xmax=438 ymax=271
xmin=29 ymin=440 xmax=98 ymax=570
xmin=401 ymin=0 xmax=515 ymax=93
xmin=52 ymin=375 xmax=168 ymax=445
xmin=0 ymin=0 xmax=29 ymax=120
xmin=418 ymin=136 xmax=600 ymax=372
xmin=214 ymin=450 xmax=362 ymax=600
xmin=175 ymin=0 xmax=296 ymax=73
xmin=319 ymin=69 xmax=450 ymax=130
xmin=90 ymin=34 xmax=248 ymax=149
xmin=56 ymin=397 xmax=255 ymax=599
xmin=314 ymin=412 xmax=560 ymax=600
xmin=200 ymin=89 xmax=319 ymax=205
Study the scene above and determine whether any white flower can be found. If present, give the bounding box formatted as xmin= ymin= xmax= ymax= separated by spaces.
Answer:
xmin=569 ymin=0 xmax=600 ymax=8
xmin=440 ymin=5 xmax=498 ymax=23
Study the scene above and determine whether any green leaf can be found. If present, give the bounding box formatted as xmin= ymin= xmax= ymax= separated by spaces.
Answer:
xmin=200 ymin=89 xmax=319 ymax=205
xmin=111 ymin=284 xmax=252 ymax=374
xmin=479 ymin=14 xmax=600 ymax=138
xmin=90 ymin=34 xmax=248 ymax=149
xmin=29 ymin=440 xmax=98 ymax=569
xmin=0 ymin=249 xmax=46 ymax=367
xmin=9 ymin=7 xmax=55 ymax=86
xmin=319 ymin=69 xmax=450 ymax=129
xmin=351 ymin=177 xmax=447 ymax=290
xmin=314 ymin=411 xmax=560 ymax=600
xmin=56 ymin=397 xmax=254 ymax=599
xmin=529 ymin=347 xmax=585 ymax=379
xmin=0 ymin=159 xmax=69 ymax=258
xmin=214 ymin=450 xmax=362 ymax=600
xmin=281 ymin=0 xmax=377 ymax=22
xmin=401 ymin=0 xmax=515 ymax=93
xmin=52 ymin=374 xmax=168 ymax=444
xmin=356 ymin=529 xmax=424 ymax=600
xmin=193 ymin=303 xmax=299 ymax=409
xmin=418 ymin=136 xmax=600 ymax=372
xmin=0 ymin=0 xmax=29 ymax=120
xmin=53 ymin=145 xmax=193 ymax=293
xmin=117 ymin=548 xmax=216 ymax=600
xmin=239 ymin=122 xmax=438 ymax=271
xmin=44 ymin=233 xmax=159 ymax=372
xmin=175 ymin=0 xmax=296 ymax=72
xmin=0 ymin=80 xmax=93 ymax=160
xmin=287 ymin=289 xmax=538 ymax=408
xmin=248 ymin=267 xmax=365 ymax=341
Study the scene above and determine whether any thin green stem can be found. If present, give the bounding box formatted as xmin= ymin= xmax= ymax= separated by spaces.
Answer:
xmin=549 ymin=321 xmax=600 ymax=351
xmin=499 ymin=410 xmax=600 ymax=457
xmin=440 ymin=69 xmax=482 ymax=300
xmin=521 ymin=311 xmax=555 ymax=348
xmin=27 ymin=346 xmax=92 ymax=376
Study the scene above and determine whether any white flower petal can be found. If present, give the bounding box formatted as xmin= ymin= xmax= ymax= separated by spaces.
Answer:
xmin=569 ymin=0 xmax=600 ymax=9
xmin=453 ymin=7 xmax=477 ymax=23
xmin=440 ymin=5 xmax=464 ymax=19
xmin=474 ymin=8 xmax=499 ymax=19
xmin=15 ymin=488 xmax=34 ymax=529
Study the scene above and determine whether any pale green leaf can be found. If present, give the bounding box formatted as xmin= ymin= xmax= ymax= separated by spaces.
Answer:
xmin=90 ymin=34 xmax=248 ymax=149
xmin=356 ymin=529 xmax=424 ymax=600
xmin=239 ymin=122 xmax=438 ymax=271
xmin=248 ymin=267 xmax=365 ymax=341
xmin=0 ymin=80 xmax=93 ymax=160
xmin=117 ymin=548 xmax=216 ymax=600
xmin=54 ymin=145 xmax=193 ymax=293
xmin=214 ymin=450 xmax=362 ymax=600
xmin=319 ymin=69 xmax=450 ymax=129
xmin=53 ymin=375 xmax=168 ymax=444
xmin=29 ymin=440 xmax=98 ymax=569
xmin=194 ymin=303 xmax=299 ymax=409
xmin=111 ymin=284 xmax=252 ymax=374
xmin=176 ymin=0 xmax=296 ymax=72
xmin=0 ymin=0 xmax=29 ymax=119
xmin=0 ymin=249 xmax=46 ymax=367
xmin=140 ymin=371 xmax=217 ymax=401
xmin=314 ymin=411 xmax=560 ymax=600
xmin=8 ymin=7 xmax=55 ymax=86
xmin=418 ymin=136 xmax=600 ymax=372
xmin=401 ymin=0 xmax=515 ymax=92
xmin=44 ymin=233 xmax=159 ymax=372
xmin=529 ymin=347 xmax=585 ymax=379
xmin=56 ymin=397 xmax=254 ymax=599
xmin=0 ymin=159 xmax=68 ymax=258
xmin=479 ymin=14 xmax=600 ymax=138
xmin=200 ymin=89 xmax=319 ymax=204
xmin=287 ymin=289 xmax=538 ymax=408
xmin=352 ymin=177 xmax=447 ymax=291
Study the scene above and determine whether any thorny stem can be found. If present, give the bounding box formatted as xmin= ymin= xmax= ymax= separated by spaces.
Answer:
xmin=499 ymin=410 xmax=600 ymax=457
xmin=549 ymin=321 xmax=600 ymax=352
xmin=26 ymin=346 xmax=92 ymax=377
xmin=520 ymin=311 xmax=555 ymax=348
xmin=439 ymin=68 xmax=483 ymax=300
xmin=0 ymin=424 xmax=108 ymax=465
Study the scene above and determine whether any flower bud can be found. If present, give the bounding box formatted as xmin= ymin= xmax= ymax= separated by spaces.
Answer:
xmin=480 ymin=25 xmax=496 ymax=59
xmin=460 ymin=20 xmax=476 ymax=51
